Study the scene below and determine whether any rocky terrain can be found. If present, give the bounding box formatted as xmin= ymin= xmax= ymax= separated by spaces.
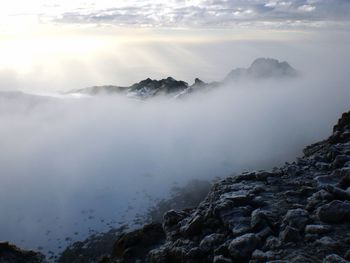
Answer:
xmin=70 ymin=58 xmax=297 ymax=99
xmin=0 ymin=242 xmax=47 ymax=263
xmin=77 ymin=110 xmax=349 ymax=263
xmin=2 ymin=110 xmax=350 ymax=263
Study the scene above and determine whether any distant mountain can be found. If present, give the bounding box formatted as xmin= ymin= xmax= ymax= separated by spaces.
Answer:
xmin=224 ymin=58 xmax=298 ymax=82
xmin=70 ymin=58 xmax=298 ymax=99
xmin=128 ymin=77 xmax=188 ymax=98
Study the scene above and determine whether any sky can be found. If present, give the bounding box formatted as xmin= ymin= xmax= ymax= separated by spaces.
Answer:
xmin=0 ymin=0 xmax=349 ymax=91
xmin=1 ymin=0 xmax=349 ymax=29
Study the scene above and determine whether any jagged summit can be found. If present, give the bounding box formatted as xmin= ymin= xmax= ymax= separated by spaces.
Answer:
xmin=224 ymin=58 xmax=298 ymax=82
xmin=128 ymin=77 xmax=188 ymax=98
xmin=71 ymin=58 xmax=298 ymax=99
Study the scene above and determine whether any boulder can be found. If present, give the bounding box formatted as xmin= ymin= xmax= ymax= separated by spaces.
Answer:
xmin=282 ymin=209 xmax=310 ymax=231
xmin=213 ymin=255 xmax=233 ymax=263
xmin=228 ymin=233 xmax=260 ymax=260
xmin=305 ymin=224 xmax=332 ymax=235
xmin=199 ymin=233 xmax=225 ymax=253
xmin=0 ymin=242 xmax=47 ymax=263
xmin=323 ymin=254 xmax=349 ymax=263
xmin=318 ymin=200 xmax=350 ymax=223
xmin=279 ymin=226 xmax=302 ymax=243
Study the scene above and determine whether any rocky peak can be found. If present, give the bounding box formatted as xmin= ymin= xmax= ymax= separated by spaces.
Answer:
xmin=248 ymin=58 xmax=297 ymax=79
xmin=224 ymin=58 xmax=297 ymax=82
xmin=70 ymin=58 xmax=299 ymax=99
xmin=194 ymin=78 xmax=205 ymax=85
xmin=128 ymin=77 xmax=189 ymax=98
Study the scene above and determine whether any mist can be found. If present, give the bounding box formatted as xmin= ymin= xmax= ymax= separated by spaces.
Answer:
xmin=1 ymin=54 xmax=350 ymax=255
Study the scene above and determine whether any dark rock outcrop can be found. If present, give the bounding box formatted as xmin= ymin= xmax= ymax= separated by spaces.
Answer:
xmin=0 ymin=242 xmax=47 ymax=263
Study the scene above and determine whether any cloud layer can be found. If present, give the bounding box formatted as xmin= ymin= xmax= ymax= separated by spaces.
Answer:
xmin=42 ymin=0 xmax=350 ymax=29
xmin=1 ymin=65 xmax=350 ymax=254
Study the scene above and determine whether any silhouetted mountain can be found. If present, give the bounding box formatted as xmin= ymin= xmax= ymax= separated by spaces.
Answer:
xmin=70 ymin=58 xmax=298 ymax=99
xmin=128 ymin=77 xmax=189 ymax=98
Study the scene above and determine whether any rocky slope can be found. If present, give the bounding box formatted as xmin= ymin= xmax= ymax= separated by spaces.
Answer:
xmin=71 ymin=58 xmax=297 ymax=99
xmin=0 ymin=242 xmax=47 ymax=263
xmin=92 ymin=110 xmax=350 ymax=263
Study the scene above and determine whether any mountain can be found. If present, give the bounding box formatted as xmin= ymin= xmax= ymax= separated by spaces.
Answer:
xmin=224 ymin=58 xmax=298 ymax=82
xmin=70 ymin=58 xmax=298 ymax=99
xmin=128 ymin=77 xmax=189 ymax=98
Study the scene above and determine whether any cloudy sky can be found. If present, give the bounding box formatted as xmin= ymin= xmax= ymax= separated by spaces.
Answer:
xmin=1 ymin=0 xmax=350 ymax=29
xmin=0 ymin=0 xmax=349 ymax=91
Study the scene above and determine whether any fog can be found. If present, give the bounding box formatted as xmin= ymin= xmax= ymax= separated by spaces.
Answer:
xmin=1 ymin=32 xmax=350 ymax=256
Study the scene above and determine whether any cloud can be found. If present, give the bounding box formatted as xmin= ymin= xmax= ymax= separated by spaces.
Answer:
xmin=38 ymin=0 xmax=350 ymax=29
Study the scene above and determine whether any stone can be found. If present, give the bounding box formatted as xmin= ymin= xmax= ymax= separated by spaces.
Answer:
xmin=305 ymin=224 xmax=332 ymax=235
xmin=255 ymin=171 xmax=275 ymax=181
xmin=323 ymin=254 xmax=349 ymax=263
xmin=213 ymin=255 xmax=233 ymax=263
xmin=279 ymin=226 xmax=301 ymax=243
xmin=186 ymin=247 xmax=204 ymax=260
xmin=180 ymin=215 xmax=203 ymax=236
xmin=163 ymin=210 xmax=186 ymax=227
xmin=228 ymin=233 xmax=260 ymax=260
xmin=318 ymin=200 xmax=350 ymax=223
xmin=199 ymin=233 xmax=225 ymax=253
xmin=112 ymin=223 xmax=165 ymax=262
xmin=333 ymin=155 xmax=350 ymax=168
xmin=251 ymin=249 xmax=276 ymax=261
xmin=344 ymin=249 xmax=350 ymax=260
xmin=338 ymin=168 xmax=350 ymax=189
xmin=324 ymin=185 xmax=350 ymax=201
xmin=282 ymin=208 xmax=309 ymax=231
xmin=316 ymin=237 xmax=339 ymax=248
xmin=264 ymin=236 xmax=280 ymax=250
xmin=251 ymin=209 xmax=270 ymax=230
xmin=316 ymin=162 xmax=330 ymax=170
xmin=0 ymin=242 xmax=47 ymax=263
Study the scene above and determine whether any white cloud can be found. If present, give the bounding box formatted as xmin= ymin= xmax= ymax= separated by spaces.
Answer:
xmin=1 ymin=0 xmax=350 ymax=29
xmin=298 ymin=4 xmax=316 ymax=12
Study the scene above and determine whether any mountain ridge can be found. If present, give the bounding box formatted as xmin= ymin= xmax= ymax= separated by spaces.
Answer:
xmin=70 ymin=58 xmax=298 ymax=99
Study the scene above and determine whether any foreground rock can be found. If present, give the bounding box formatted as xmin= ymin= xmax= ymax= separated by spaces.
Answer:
xmin=0 ymin=242 xmax=47 ymax=263
xmin=99 ymin=110 xmax=350 ymax=263
xmin=58 ymin=180 xmax=211 ymax=263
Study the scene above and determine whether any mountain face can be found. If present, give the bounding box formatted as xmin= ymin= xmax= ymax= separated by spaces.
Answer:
xmin=70 ymin=58 xmax=297 ymax=99
xmin=55 ymin=110 xmax=350 ymax=263
xmin=128 ymin=77 xmax=189 ymax=98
